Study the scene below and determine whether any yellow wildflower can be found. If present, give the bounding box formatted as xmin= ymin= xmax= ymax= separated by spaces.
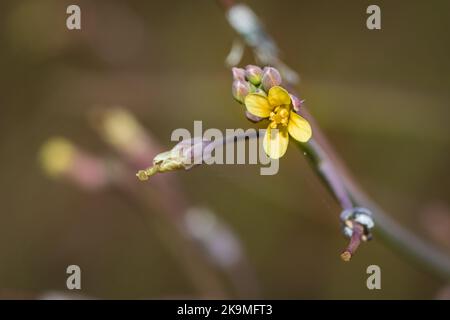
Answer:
xmin=244 ymin=86 xmax=312 ymax=159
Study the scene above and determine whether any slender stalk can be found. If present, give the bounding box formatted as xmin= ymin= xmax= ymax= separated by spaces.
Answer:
xmin=341 ymin=223 xmax=364 ymax=262
xmin=299 ymin=139 xmax=354 ymax=211
xmin=217 ymin=0 xmax=450 ymax=279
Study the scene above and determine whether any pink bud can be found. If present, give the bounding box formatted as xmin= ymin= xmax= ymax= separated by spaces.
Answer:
xmin=245 ymin=65 xmax=263 ymax=85
xmin=231 ymin=67 xmax=246 ymax=81
xmin=261 ymin=67 xmax=282 ymax=91
xmin=290 ymin=94 xmax=303 ymax=113
xmin=232 ymin=80 xmax=251 ymax=103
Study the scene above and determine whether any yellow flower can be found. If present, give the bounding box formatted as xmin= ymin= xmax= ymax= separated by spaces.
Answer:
xmin=244 ymin=86 xmax=312 ymax=159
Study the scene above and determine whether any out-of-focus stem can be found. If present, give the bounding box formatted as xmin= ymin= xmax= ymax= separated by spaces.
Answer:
xmin=108 ymin=163 xmax=230 ymax=298
xmin=39 ymin=138 xmax=228 ymax=298
xmin=92 ymin=108 xmax=261 ymax=297
xmin=218 ymin=0 xmax=450 ymax=279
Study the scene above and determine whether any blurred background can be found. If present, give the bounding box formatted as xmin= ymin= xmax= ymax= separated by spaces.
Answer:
xmin=0 ymin=0 xmax=449 ymax=299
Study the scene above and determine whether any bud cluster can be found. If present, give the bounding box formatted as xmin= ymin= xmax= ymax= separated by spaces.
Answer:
xmin=231 ymin=65 xmax=303 ymax=120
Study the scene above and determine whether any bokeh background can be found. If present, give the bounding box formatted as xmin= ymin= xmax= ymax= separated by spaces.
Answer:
xmin=0 ymin=0 xmax=449 ymax=299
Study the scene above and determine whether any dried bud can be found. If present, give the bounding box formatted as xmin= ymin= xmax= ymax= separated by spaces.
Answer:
xmin=231 ymin=79 xmax=251 ymax=103
xmin=261 ymin=66 xmax=282 ymax=91
xmin=170 ymin=137 xmax=211 ymax=167
xmin=136 ymin=138 xmax=211 ymax=181
xmin=231 ymin=67 xmax=246 ymax=81
xmin=290 ymin=94 xmax=303 ymax=113
xmin=136 ymin=150 xmax=183 ymax=181
xmin=244 ymin=65 xmax=263 ymax=85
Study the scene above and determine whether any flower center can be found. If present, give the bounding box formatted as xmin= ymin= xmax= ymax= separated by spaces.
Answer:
xmin=269 ymin=106 xmax=290 ymax=129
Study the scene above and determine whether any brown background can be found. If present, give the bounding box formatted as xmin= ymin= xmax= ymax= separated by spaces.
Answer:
xmin=0 ymin=0 xmax=449 ymax=299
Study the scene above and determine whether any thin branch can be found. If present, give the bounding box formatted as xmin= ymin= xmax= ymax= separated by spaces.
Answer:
xmin=341 ymin=223 xmax=364 ymax=262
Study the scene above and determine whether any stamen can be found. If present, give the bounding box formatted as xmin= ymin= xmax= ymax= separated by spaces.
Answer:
xmin=268 ymin=106 xmax=290 ymax=129
xmin=269 ymin=112 xmax=275 ymax=120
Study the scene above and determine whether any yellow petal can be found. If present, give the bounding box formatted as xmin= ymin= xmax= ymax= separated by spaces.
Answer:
xmin=263 ymin=125 xmax=289 ymax=159
xmin=244 ymin=93 xmax=272 ymax=118
xmin=288 ymin=111 xmax=312 ymax=142
xmin=268 ymin=86 xmax=291 ymax=107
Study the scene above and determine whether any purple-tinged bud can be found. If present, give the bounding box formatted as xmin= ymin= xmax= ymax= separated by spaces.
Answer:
xmin=232 ymin=80 xmax=251 ymax=103
xmin=231 ymin=67 xmax=246 ymax=81
xmin=261 ymin=66 xmax=282 ymax=91
xmin=136 ymin=137 xmax=213 ymax=181
xmin=290 ymin=94 xmax=303 ymax=113
xmin=245 ymin=111 xmax=264 ymax=123
xmin=245 ymin=65 xmax=263 ymax=85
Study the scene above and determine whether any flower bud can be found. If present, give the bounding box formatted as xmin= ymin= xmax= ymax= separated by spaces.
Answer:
xmin=231 ymin=79 xmax=251 ymax=103
xmin=244 ymin=65 xmax=263 ymax=85
xmin=290 ymin=94 xmax=303 ymax=113
xmin=261 ymin=66 xmax=282 ymax=91
xmin=231 ymin=67 xmax=246 ymax=81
